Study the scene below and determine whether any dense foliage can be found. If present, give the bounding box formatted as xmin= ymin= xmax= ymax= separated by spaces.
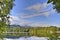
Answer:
xmin=48 ymin=0 xmax=60 ymax=13
xmin=0 ymin=0 xmax=14 ymax=37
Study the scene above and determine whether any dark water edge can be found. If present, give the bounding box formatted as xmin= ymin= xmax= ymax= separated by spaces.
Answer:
xmin=2 ymin=36 xmax=31 ymax=39
xmin=2 ymin=36 xmax=49 ymax=40
xmin=1 ymin=36 xmax=60 ymax=40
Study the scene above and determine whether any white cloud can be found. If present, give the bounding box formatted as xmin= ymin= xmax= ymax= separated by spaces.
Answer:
xmin=21 ymin=2 xmax=56 ymax=18
xmin=28 ymin=23 xmax=51 ymax=27
xmin=20 ymin=13 xmax=42 ymax=18
xmin=9 ymin=16 xmax=32 ymax=25
xmin=43 ymin=12 xmax=50 ymax=17
xmin=26 ymin=3 xmax=47 ymax=11
xmin=9 ymin=16 xmax=20 ymax=25
xmin=9 ymin=16 xmax=19 ymax=21
xmin=28 ymin=22 xmax=60 ymax=27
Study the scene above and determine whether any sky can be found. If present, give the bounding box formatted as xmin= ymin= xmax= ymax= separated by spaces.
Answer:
xmin=10 ymin=0 xmax=60 ymax=27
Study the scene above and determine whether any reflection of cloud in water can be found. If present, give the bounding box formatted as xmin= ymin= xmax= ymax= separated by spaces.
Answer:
xmin=5 ymin=36 xmax=48 ymax=40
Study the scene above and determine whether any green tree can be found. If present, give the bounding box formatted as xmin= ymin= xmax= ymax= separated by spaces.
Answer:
xmin=0 ymin=0 xmax=14 ymax=37
xmin=48 ymin=0 xmax=60 ymax=13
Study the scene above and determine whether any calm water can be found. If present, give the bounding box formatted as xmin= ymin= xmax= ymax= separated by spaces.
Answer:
xmin=4 ymin=36 xmax=48 ymax=40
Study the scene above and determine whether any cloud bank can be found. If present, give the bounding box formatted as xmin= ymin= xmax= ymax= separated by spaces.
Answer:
xmin=9 ymin=16 xmax=32 ymax=26
xmin=9 ymin=16 xmax=60 ymax=27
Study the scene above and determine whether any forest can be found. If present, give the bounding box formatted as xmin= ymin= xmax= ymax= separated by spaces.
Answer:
xmin=0 ymin=25 xmax=60 ymax=40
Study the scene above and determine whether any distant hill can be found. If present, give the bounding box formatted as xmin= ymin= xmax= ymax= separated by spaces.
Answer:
xmin=10 ymin=25 xmax=21 ymax=27
xmin=10 ymin=25 xmax=31 ymax=28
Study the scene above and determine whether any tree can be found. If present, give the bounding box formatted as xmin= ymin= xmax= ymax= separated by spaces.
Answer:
xmin=0 ymin=0 xmax=14 ymax=37
xmin=48 ymin=0 xmax=60 ymax=13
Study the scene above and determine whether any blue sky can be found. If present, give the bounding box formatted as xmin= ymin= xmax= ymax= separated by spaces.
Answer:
xmin=10 ymin=0 xmax=60 ymax=27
